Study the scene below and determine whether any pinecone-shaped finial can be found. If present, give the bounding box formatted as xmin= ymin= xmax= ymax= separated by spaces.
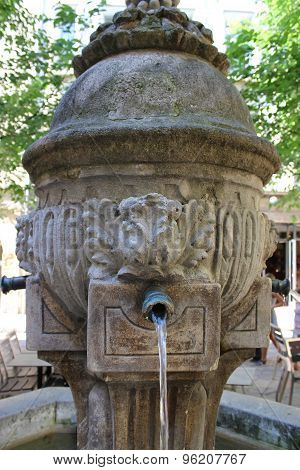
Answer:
xmin=126 ymin=0 xmax=180 ymax=9
xmin=73 ymin=0 xmax=230 ymax=78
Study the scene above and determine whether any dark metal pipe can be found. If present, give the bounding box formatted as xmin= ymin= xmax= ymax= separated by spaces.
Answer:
xmin=272 ymin=278 xmax=290 ymax=297
xmin=1 ymin=276 xmax=28 ymax=294
xmin=142 ymin=287 xmax=174 ymax=322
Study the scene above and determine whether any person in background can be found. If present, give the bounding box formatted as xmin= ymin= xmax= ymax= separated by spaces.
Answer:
xmin=294 ymin=291 xmax=300 ymax=370
xmin=260 ymin=291 xmax=285 ymax=364
xmin=252 ymin=276 xmax=287 ymax=365
xmin=294 ymin=290 xmax=300 ymax=338
xmin=271 ymin=292 xmax=286 ymax=325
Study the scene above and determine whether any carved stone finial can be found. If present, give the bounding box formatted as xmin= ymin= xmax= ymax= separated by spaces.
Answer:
xmin=126 ymin=0 xmax=180 ymax=9
xmin=73 ymin=3 xmax=228 ymax=78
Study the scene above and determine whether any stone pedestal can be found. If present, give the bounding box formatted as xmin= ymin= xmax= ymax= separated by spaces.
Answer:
xmin=40 ymin=349 xmax=252 ymax=450
xmin=29 ymin=275 xmax=271 ymax=449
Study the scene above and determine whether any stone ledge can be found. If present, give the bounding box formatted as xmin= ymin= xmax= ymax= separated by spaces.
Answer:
xmin=0 ymin=388 xmax=298 ymax=449
xmin=218 ymin=390 xmax=300 ymax=450
xmin=0 ymin=388 xmax=76 ymax=449
xmin=23 ymin=115 xmax=280 ymax=186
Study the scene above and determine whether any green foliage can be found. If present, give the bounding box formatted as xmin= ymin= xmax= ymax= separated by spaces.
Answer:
xmin=2 ymin=0 xmax=298 ymax=205
xmin=225 ymin=0 xmax=300 ymax=206
xmin=0 ymin=0 xmax=106 ymax=202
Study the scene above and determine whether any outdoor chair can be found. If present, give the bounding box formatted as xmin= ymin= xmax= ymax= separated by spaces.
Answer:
xmin=271 ymin=324 xmax=300 ymax=405
xmin=0 ymin=338 xmax=36 ymax=378
xmin=271 ymin=323 xmax=287 ymax=381
xmin=8 ymin=331 xmax=39 ymax=377
xmin=0 ymin=351 xmax=37 ymax=399
xmin=0 ymin=338 xmax=18 ymax=378
xmin=8 ymin=330 xmax=22 ymax=356
xmin=285 ymin=338 xmax=300 ymax=405
xmin=8 ymin=330 xmax=32 ymax=355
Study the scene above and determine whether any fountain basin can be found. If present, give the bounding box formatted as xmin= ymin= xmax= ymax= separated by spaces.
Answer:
xmin=0 ymin=388 xmax=299 ymax=450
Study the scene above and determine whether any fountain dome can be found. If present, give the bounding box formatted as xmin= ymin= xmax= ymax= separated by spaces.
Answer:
xmin=23 ymin=5 xmax=280 ymax=185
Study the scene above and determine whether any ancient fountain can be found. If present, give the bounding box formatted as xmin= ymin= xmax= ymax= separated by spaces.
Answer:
xmin=16 ymin=0 xmax=280 ymax=450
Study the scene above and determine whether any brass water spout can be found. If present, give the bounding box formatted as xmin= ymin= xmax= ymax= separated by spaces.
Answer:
xmin=142 ymin=288 xmax=174 ymax=322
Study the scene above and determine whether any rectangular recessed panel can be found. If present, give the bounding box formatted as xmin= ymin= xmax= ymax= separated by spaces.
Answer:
xmin=104 ymin=306 xmax=204 ymax=356
xmin=88 ymin=282 xmax=221 ymax=373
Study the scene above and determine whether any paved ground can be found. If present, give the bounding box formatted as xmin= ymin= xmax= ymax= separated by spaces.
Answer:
xmin=225 ymin=342 xmax=300 ymax=408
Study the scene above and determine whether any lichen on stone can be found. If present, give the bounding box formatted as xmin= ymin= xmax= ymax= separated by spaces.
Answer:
xmin=72 ymin=5 xmax=229 ymax=78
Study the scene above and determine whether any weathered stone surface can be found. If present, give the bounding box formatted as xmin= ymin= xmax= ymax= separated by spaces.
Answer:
xmin=17 ymin=194 xmax=276 ymax=320
xmin=25 ymin=277 xmax=86 ymax=351
xmin=87 ymin=281 xmax=221 ymax=373
xmin=84 ymin=194 xmax=215 ymax=281
xmin=102 ymin=378 xmax=207 ymax=450
xmin=218 ymin=391 xmax=300 ymax=450
xmin=38 ymin=349 xmax=253 ymax=450
xmin=23 ymin=51 xmax=279 ymax=186
xmin=41 ymin=352 xmax=96 ymax=450
xmin=19 ymin=0 xmax=281 ymax=451
xmin=0 ymin=387 xmax=75 ymax=449
xmin=221 ymin=277 xmax=272 ymax=350
xmin=2 ymin=387 xmax=298 ymax=450
xmin=72 ymin=3 xmax=226 ymax=79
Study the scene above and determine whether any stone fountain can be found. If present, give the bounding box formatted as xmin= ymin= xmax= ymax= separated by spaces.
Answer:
xmin=17 ymin=0 xmax=280 ymax=450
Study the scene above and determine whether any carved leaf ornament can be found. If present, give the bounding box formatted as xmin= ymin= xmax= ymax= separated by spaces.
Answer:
xmin=83 ymin=194 xmax=215 ymax=280
xmin=16 ymin=193 xmax=276 ymax=316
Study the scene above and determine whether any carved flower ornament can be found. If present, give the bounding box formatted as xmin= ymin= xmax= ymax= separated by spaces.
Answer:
xmin=83 ymin=193 xmax=215 ymax=281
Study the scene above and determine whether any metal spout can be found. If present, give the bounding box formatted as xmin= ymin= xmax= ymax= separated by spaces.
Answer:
xmin=1 ymin=275 xmax=28 ymax=294
xmin=142 ymin=288 xmax=174 ymax=322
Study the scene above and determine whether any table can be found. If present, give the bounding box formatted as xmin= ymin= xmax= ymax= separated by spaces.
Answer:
xmin=7 ymin=352 xmax=52 ymax=389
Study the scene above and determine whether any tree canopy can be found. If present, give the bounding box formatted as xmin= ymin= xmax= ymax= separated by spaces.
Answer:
xmin=225 ymin=0 xmax=299 ymax=207
xmin=0 ymin=0 xmax=106 ymax=201
xmin=0 ymin=0 xmax=299 ymax=205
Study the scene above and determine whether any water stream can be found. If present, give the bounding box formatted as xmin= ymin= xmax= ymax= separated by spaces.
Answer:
xmin=152 ymin=314 xmax=169 ymax=450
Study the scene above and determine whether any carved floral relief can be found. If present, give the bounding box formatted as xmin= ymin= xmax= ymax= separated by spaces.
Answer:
xmin=83 ymin=194 xmax=215 ymax=281
xmin=15 ymin=193 xmax=277 ymax=318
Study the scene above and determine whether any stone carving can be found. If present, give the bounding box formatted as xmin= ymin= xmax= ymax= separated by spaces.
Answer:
xmin=19 ymin=0 xmax=281 ymax=450
xmin=214 ymin=206 xmax=278 ymax=312
xmin=263 ymin=220 xmax=278 ymax=265
xmin=16 ymin=205 xmax=88 ymax=319
xmin=232 ymin=302 xmax=257 ymax=332
xmin=87 ymin=378 xmax=207 ymax=450
xmin=26 ymin=278 xmax=86 ymax=351
xmin=16 ymin=213 xmax=35 ymax=274
xmin=73 ymin=5 xmax=228 ymax=78
xmin=16 ymin=196 xmax=277 ymax=319
xmin=88 ymin=281 xmax=221 ymax=373
xmin=16 ymin=195 xmax=215 ymax=316
xmin=83 ymin=193 xmax=215 ymax=281
xmin=221 ymin=277 xmax=272 ymax=351
xmin=126 ymin=0 xmax=181 ymax=9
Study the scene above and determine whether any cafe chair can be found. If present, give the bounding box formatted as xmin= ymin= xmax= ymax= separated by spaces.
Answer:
xmin=0 ymin=351 xmax=37 ymax=399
